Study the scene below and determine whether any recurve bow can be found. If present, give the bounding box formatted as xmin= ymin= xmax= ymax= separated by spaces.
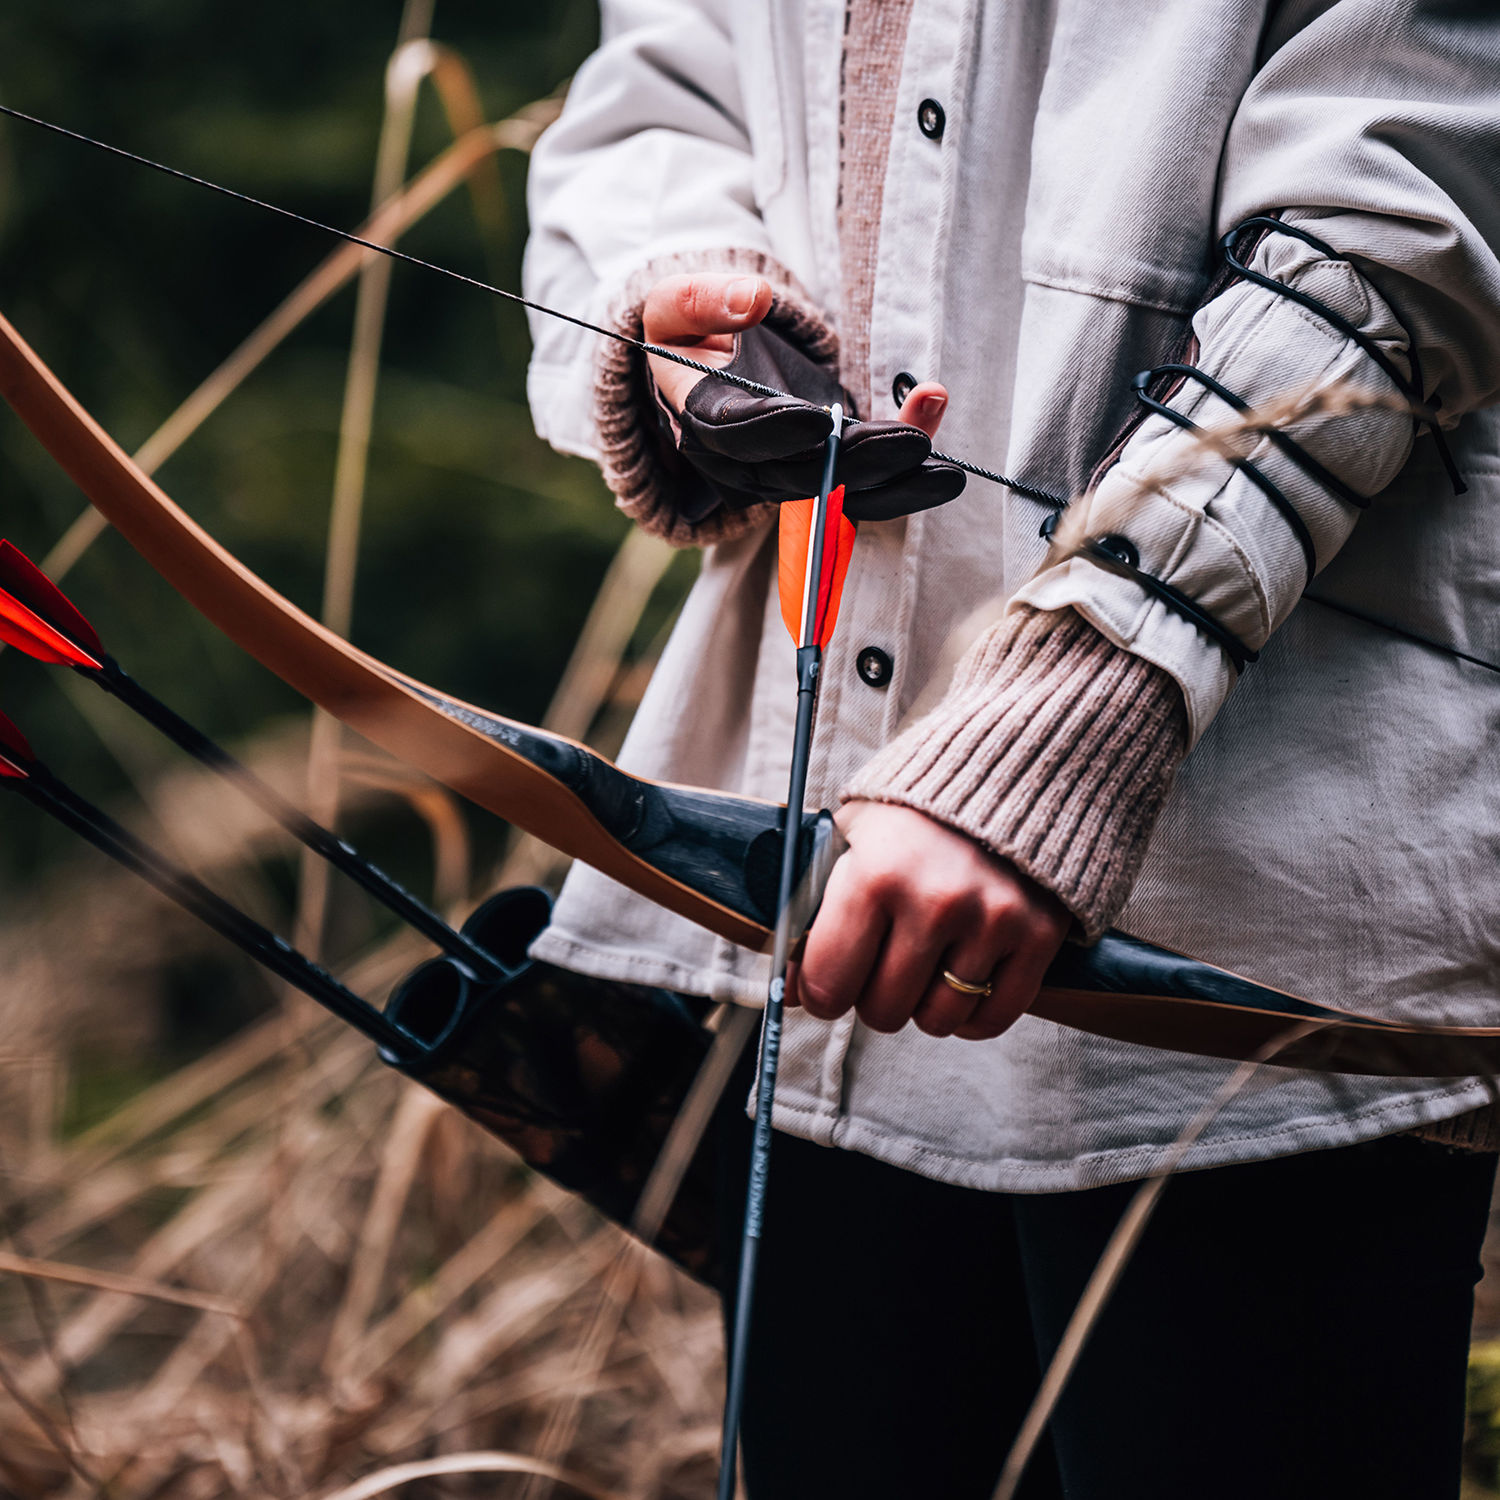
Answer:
xmin=0 ymin=310 xmax=1494 ymax=1079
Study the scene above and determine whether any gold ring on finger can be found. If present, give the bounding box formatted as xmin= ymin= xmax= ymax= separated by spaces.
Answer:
xmin=941 ymin=968 xmax=993 ymax=998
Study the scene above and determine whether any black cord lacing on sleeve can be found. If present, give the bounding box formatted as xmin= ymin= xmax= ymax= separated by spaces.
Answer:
xmin=1057 ymin=216 xmax=1467 ymax=673
xmin=1130 ymin=364 xmax=1320 ymax=590
xmin=1037 ymin=512 xmax=1262 ymax=671
xmin=1221 ymin=217 xmax=1466 ymax=497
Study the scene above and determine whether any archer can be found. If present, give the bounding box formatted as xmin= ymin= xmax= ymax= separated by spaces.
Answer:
xmin=517 ymin=3 xmax=1500 ymax=1497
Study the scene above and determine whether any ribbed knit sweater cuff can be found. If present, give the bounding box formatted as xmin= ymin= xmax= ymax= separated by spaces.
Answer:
xmin=594 ymin=249 xmax=839 ymax=548
xmin=1409 ymin=1107 xmax=1500 ymax=1153
xmin=844 ymin=607 xmax=1189 ymax=940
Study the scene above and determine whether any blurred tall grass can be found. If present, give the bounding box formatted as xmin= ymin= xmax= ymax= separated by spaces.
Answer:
xmin=0 ymin=0 xmax=693 ymax=894
xmin=0 ymin=4 xmax=716 ymax=1496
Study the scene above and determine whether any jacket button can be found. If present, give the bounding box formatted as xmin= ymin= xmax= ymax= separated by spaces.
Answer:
xmin=856 ymin=647 xmax=894 ymax=688
xmin=892 ymin=370 xmax=917 ymax=406
xmin=917 ymin=99 xmax=945 ymax=140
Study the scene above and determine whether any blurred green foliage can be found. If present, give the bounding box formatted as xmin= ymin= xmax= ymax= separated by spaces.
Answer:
xmin=0 ymin=2 xmax=685 ymax=893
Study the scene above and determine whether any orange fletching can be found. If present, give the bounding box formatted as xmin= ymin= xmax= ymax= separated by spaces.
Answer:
xmin=777 ymin=485 xmax=856 ymax=647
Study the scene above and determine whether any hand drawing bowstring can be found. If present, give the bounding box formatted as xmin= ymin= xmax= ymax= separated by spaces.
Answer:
xmin=0 ymin=103 xmax=1063 ymax=510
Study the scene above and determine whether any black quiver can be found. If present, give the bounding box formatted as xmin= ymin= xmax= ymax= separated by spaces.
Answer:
xmin=380 ymin=887 xmax=722 ymax=1282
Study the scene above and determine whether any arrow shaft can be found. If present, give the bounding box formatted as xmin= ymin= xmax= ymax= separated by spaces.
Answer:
xmin=718 ymin=406 xmax=846 ymax=1498
xmin=10 ymin=766 xmax=409 ymax=1054
xmin=89 ymin=656 xmax=503 ymax=974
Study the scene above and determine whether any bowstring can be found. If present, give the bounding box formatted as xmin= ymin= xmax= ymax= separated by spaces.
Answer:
xmin=0 ymin=103 xmax=1064 ymax=510
xmin=16 ymin=103 xmax=1489 ymax=672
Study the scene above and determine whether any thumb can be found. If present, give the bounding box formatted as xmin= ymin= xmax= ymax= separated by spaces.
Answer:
xmin=642 ymin=272 xmax=773 ymax=345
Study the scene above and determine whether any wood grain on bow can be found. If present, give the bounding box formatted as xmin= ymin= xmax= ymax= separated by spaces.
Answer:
xmin=0 ymin=309 xmax=1494 ymax=1079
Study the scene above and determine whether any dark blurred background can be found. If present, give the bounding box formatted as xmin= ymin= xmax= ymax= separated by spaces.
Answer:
xmin=0 ymin=1 xmax=673 ymax=905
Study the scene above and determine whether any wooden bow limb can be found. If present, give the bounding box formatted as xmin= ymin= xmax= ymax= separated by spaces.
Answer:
xmin=0 ymin=310 xmax=1494 ymax=1079
xmin=0 ymin=309 xmax=806 ymax=954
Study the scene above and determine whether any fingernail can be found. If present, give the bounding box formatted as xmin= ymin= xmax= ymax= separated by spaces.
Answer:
xmin=916 ymin=392 xmax=947 ymax=418
xmin=723 ymin=277 xmax=760 ymax=317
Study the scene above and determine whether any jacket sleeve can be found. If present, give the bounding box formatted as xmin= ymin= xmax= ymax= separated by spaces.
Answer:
xmin=849 ymin=2 xmax=1500 ymax=937
xmin=522 ymin=0 xmax=836 ymax=544
xmin=1007 ymin=0 xmax=1500 ymax=747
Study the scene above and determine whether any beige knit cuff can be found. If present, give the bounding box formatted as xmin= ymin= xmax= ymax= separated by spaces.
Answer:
xmin=594 ymin=248 xmax=839 ymax=548
xmin=843 ymin=607 xmax=1188 ymax=941
xmin=1409 ymin=1107 xmax=1500 ymax=1153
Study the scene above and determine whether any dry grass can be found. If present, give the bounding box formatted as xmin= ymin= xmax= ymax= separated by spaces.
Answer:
xmin=0 ymin=813 xmax=725 ymax=1500
xmin=0 ymin=47 xmax=723 ymax=1497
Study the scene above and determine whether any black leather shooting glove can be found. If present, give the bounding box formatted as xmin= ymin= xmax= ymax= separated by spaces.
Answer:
xmin=667 ymin=323 xmax=966 ymax=523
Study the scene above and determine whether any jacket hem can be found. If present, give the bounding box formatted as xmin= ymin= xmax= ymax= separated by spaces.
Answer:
xmin=768 ymin=1079 xmax=1499 ymax=1194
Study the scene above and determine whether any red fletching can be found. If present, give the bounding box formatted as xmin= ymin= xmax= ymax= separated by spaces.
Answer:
xmin=0 ymin=541 xmax=104 ymax=668
xmin=0 ymin=710 xmax=35 ymax=779
xmin=777 ymin=485 xmax=856 ymax=648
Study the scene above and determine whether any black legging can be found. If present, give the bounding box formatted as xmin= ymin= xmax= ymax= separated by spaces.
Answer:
xmin=717 ymin=1071 xmax=1495 ymax=1500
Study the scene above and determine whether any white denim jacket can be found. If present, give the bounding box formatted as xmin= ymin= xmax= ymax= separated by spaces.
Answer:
xmin=521 ymin=0 xmax=1500 ymax=1191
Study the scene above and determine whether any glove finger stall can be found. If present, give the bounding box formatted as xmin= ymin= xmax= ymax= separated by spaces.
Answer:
xmin=843 ymin=461 xmax=968 ymax=522
xmin=679 ymin=389 xmax=834 ymax=462
xmin=836 ymin=419 xmax=934 ymax=485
